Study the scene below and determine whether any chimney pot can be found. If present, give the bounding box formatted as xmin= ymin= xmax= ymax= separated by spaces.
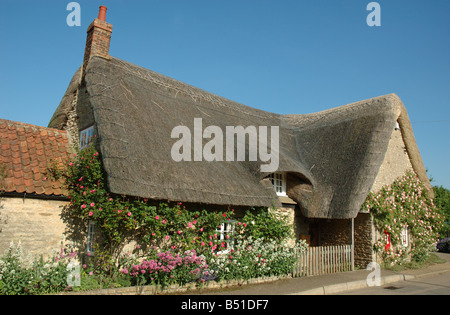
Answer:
xmin=98 ymin=6 xmax=107 ymax=21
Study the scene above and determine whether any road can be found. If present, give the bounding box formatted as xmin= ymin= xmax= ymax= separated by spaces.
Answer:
xmin=338 ymin=271 xmax=450 ymax=295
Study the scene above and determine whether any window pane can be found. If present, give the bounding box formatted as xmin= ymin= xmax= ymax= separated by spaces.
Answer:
xmin=80 ymin=126 xmax=95 ymax=149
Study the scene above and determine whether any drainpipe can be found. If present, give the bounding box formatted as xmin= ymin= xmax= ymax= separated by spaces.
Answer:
xmin=351 ymin=218 xmax=355 ymax=271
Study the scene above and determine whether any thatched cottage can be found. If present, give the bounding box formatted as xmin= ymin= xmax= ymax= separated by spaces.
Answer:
xmin=0 ymin=6 xmax=431 ymax=267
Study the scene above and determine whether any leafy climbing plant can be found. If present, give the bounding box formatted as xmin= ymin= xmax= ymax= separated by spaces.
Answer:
xmin=363 ymin=171 xmax=445 ymax=264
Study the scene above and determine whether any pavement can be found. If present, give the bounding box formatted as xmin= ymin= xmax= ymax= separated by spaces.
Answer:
xmin=193 ymin=252 xmax=450 ymax=295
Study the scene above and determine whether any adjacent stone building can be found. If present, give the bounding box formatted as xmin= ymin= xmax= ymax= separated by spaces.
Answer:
xmin=0 ymin=119 xmax=70 ymax=258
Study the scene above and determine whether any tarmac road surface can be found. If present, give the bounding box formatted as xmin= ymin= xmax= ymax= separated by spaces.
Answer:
xmin=337 ymin=270 xmax=450 ymax=295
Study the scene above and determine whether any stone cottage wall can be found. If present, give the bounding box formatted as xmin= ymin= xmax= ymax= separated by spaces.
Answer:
xmin=0 ymin=196 xmax=68 ymax=259
xmin=354 ymin=213 xmax=375 ymax=268
xmin=370 ymin=123 xmax=413 ymax=193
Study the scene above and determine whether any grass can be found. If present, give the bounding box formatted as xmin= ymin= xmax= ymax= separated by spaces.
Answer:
xmin=382 ymin=253 xmax=447 ymax=272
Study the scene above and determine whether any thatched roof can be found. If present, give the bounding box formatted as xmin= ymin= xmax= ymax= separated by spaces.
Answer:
xmin=48 ymin=56 xmax=430 ymax=219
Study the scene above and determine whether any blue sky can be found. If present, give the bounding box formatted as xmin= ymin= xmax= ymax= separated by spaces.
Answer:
xmin=0 ymin=0 xmax=449 ymax=188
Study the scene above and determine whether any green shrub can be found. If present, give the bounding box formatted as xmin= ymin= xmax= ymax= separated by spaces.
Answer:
xmin=0 ymin=242 xmax=75 ymax=295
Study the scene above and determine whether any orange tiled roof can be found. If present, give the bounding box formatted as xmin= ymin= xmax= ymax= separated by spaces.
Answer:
xmin=0 ymin=119 xmax=71 ymax=196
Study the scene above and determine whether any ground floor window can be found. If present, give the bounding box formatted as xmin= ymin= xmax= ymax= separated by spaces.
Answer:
xmin=401 ymin=225 xmax=409 ymax=247
xmin=215 ymin=220 xmax=235 ymax=252
xmin=86 ymin=220 xmax=95 ymax=254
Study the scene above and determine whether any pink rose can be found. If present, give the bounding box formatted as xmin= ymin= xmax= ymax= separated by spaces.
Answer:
xmin=89 ymin=212 xmax=93 ymax=216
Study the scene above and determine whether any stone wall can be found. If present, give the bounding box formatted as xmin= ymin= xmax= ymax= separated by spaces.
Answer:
xmin=0 ymin=196 xmax=68 ymax=259
xmin=316 ymin=219 xmax=351 ymax=246
xmin=370 ymin=124 xmax=413 ymax=193
xmin=354 ymin=213 xmax=375 ymax=268
xmin=59 ymin=274 xmax=291 ymax=295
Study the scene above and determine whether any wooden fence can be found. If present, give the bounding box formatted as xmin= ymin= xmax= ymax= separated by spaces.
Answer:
xmin=293 ymin=245 xmax=353 ymax=277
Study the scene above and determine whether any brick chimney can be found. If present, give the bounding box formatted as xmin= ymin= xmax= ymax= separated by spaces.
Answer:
xmin=82 ymin=6 xmax=112 ymax=82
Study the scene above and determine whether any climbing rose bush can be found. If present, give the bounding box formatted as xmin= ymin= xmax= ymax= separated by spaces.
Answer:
xmin=363 ymin=171 xmax=445 ymax=264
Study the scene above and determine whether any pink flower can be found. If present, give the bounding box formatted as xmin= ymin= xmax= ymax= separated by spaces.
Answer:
xmin=89 ymin=211 xmax=93 ymax=216
xmin=69 ymin=162 xmax=73 ymax=166
xmin=222 ymin=212 xmax=226 ymax=218
xmin=165 ymin=235 xmax=170 ymax=241
xmin=151 ymin=233 xmax=155 ymax=236
xmin=81 ymin=204 xmax=86 ymax=209
xmin=127 ymin=212 xmax=131 ymax=217
xmin=201 ymin=242 xmax=205 ymax=246
xmin=78 ymin=177 xmax=83 ymax=182
xmin=177 ymin=230 xmax=182 ymax=234
xmin=155 ymin=215 xmax=159 ymax=220
xmin=118 ymin=209 xmax=122 ymax=213
xmin=90 ymin=203 xmax=95 ymax=207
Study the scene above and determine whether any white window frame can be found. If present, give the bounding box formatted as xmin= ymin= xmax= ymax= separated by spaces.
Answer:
xmin=400 ymin=225 xmax=409 ymax=247
xmin=86 ymin=220 xmax=95 ymax=254
xmin=79 ymin=125 xmax=95 ymax=149
xmin=267 ymin=172 xmax=287 ymax=196
xmin=215 ymin=220 xmax=235 ymax=253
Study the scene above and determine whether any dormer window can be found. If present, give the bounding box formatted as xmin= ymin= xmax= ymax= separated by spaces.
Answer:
xmin=267 ymin=172 xmax=287 ymax=196
xmin=79 ymin=126 xmax=95 ymax=149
